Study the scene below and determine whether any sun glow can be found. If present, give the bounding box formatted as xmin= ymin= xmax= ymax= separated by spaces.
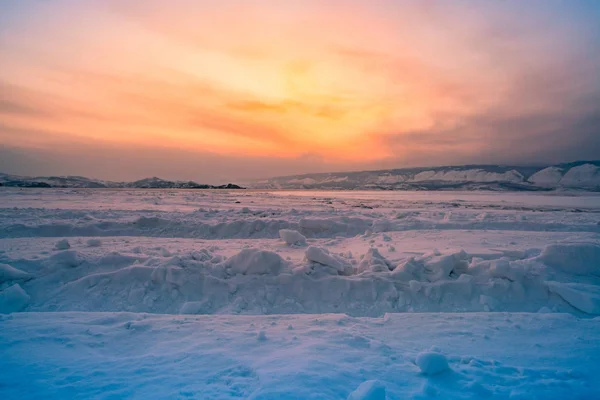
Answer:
xmin=2 ymin=0 xmax=599 ymax=180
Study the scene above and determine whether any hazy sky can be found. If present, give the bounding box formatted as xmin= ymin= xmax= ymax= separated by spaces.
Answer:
xmin=1 ymin=0 xmax=600 ymax=182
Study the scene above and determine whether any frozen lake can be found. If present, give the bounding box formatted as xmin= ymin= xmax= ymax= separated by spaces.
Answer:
xmin=271 ymin=189 xmax=600 ymax=209
xmin=1 ymin=188 xmax=599 ymax=398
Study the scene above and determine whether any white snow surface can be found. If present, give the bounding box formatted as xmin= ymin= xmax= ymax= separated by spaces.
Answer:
xmin=348 ymin=380 xmax=387 ymax=400
xmin=529 ymin=167 xmax=564 ymax=186
xmin=560 ymin=163 xmax=600 ymax=187
xmin=411 ymin=169 xmax=523 ymax=183
xmin=255 ymin=163 xmax=600 ymax=190
xmin=0 ymin=263 xmax=31 ymax=283
xmin=1 ymin=188 xmax=600 ymax=398
xmin=2 ymin=312 xmax=599 ymax=399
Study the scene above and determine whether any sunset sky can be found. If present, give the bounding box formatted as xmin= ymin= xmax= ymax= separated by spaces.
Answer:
xmin=1 ymin=0 xmax=600 ymax=182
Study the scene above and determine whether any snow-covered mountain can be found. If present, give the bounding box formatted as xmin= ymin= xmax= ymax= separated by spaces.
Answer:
xmin=2 ymin=161 xmax=598 ymax=191
xmin=0 ymin=174 xmax=244 ymax=189
xmin=251 ymin=161 xmax=600 ymax=191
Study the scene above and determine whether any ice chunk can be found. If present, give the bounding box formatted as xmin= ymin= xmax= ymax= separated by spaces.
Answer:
xmin=86 ymin=238 xmax=102 ymax=247
xmin=279 ymin=229 xmax=307 ymax=246
xmin=423 ymin=251 xmax=469 ymax=282
xmin=191 ymin=249 xmax=213 ymax=262
xmin=546 ymin=282 xmax=600 ymax=314
xmin=0 ymin=284 xmax=30 ymax=313
xmin=47 ymin=250 xmax=84 ymax=268
xmin=392 ymin=258 xmax=422 ymax=281
xmin=54 ymin=238 xmax=71 ymax=250
xmin=392 ymin=251 xmax=468 ymax=282
xmin=0 ymin=263 xmax=32 ymax=283
xmin=489 ymin=258 xmax=524 ymax=282
xmin=221 ymin=249 xmax=289 ymax=276
xmin=415 ymin=351 xmax=450 ymax=375
xmin=357 ymin=248 xmax=393 ymax=273
xmin=161 ymin=248 xmax=172 ymax=257
xmin=347 ymin=380 xmax=386 ymax=400
xmin=305 ymin=246 xmax=353 ymax=275
xmin=538 ymin=243 xmax=600 ymax=275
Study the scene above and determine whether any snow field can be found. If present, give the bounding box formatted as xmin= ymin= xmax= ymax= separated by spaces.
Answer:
xmin=2 ymin=312 xmax=599 ymax=399
xmin=1 ymin=188 xmax=600 ymax=398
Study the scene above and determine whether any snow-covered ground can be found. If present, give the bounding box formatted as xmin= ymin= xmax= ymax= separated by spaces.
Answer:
xmin=3 ymin=312 xmax=599 ymax=399
xmin=1 ymin=188 xmax=600 ymax=399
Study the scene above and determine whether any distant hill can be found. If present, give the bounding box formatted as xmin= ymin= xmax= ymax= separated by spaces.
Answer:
xmin=249 ymin=161 xmax=600 ymax=191
xmin=0 ymin=174 xmax=244 ymax=189
xmin=2 ymin=161 xmax=599 ymax=191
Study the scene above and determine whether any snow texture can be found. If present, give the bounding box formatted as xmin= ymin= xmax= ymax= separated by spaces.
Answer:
xmin=560 ymin=163 xmax=600 ymax=187
xmin=347 ymin=380 xmax=387 ymax=400
xmin=411 ymin=169 xmax=523 ymax=183
xmin=529 ymin=166 xmax=564 ymax=186
xmin=1 ymin=312 xmax=599 ymax=399
xmin=0 ymin=263 xmax=31 ymax=283
xmin=0 ymin=190 xmax=599 ymax=316
xmin=1 ymin=188 xmax=600 ymax=398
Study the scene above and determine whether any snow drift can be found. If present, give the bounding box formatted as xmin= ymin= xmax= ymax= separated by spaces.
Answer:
xmin=3 ymin=243 xmax=600 ymax=316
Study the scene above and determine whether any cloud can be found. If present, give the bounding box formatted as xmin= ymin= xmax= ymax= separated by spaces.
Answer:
xmin=0 ymin=83 xmax=51 ymax=117
xmin=0 ymin=99 xmax=45 ymax=117
xmin=1 ymin=0 xmax=599 ymax=179
xmin=0 ymin=141 xmax=357 ymax=183
xmin=0 ymin=72 xmax=297 ymax=151
xmin=372 ymin=93 xmax=600 ymax=167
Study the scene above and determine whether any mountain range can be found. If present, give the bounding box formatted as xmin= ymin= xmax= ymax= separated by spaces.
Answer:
xmin=0 ymin=174 xmax=244 ymax=189
xmin=250 ymin=161 xmax=600 ymax=191
xmin=1 ymin=161 xmax=599 ymax=191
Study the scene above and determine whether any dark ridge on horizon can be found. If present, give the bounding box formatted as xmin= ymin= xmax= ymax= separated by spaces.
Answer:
xmin=2 ymin=160 xmax=598 ymax=191
xmin=0 ymin=173 xmax=245 ymax=189
xmin=263 ymin=160 xmax=600 ymax=181
xmin=254 ymin=160 xmax=600 ymax=192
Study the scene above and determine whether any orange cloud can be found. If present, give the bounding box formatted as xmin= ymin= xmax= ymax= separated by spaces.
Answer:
xmin=1 ymin=0 xmax=599 ymax=180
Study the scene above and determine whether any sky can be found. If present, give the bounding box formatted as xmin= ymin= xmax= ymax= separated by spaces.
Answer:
xmin=1 ymin=0 xmax=600 ymax=183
